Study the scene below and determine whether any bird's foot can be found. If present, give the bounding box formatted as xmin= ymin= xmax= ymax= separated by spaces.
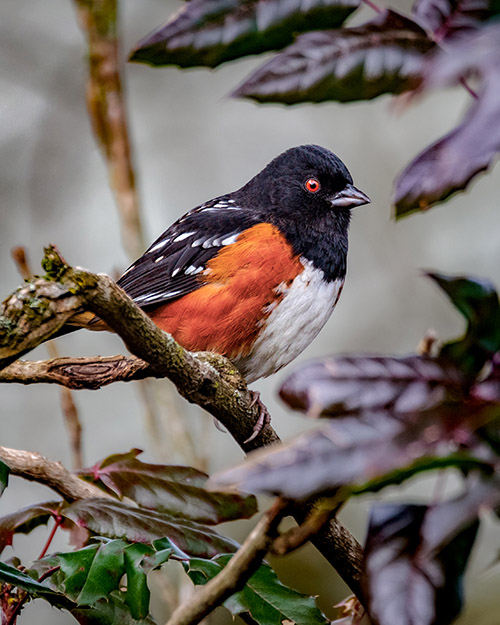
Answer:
xmin=244 ymin=391 xmax=271 ymax=444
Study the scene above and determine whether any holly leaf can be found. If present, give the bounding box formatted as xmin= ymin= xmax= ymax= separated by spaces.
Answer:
xmin=394 ymin=24 xmax=500 ymax=217
xmin=2 ymin=549 xmax=158 ymax=624
xmin=0 ymin=460 xmax=8 ymax=497
xmin=412 ymin=0 xmax=499 ymax=41
xmin=70 ymin=591 xmax=157 ymax=625
xmin=55 ymin=544 xmax=101 ymax=601
xmin=60 ymin=499 xmax=238 ymax=558
xmin=130 ymin=0 xmax=359 ymax=68
xmin=215 ymin=404 xmax=497 ymax=499
xmin=428 ymin=273 xmax=500 ymax=374
xmin=186 ymin=554 xmax=328 ymax=625
xmin=0 ymin=501 xmax=59 ymax=554
xmin=279 ymin=354 xmax=464 ymax=417
xmin=124 ymin=543 xmax=153 ymax=620
xmin=364 ymin=503 xmax=479 ymax=625
xmin=79 ymin=450 xmax=257 ymax=524
xmin=75 ymin=539 xmax=127 ymax=606
xmin=232 ymin=10 xmax=433 ymax=103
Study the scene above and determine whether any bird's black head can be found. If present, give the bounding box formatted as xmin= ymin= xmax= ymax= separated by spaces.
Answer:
xmin=233 ymin=145 xmax=370 ymax=280
xmin=235 ymin=144 xmax=370 ymax=222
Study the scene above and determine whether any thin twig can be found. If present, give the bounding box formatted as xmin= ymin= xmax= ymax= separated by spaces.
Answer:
xmin=272 ymin=504 xmax=337 ymax=556
xmin=72 ymin=0 xmax=181 ymax=473
xmin=166 ymin=499 xmax=289 ymax=625
xmin=11 ymin=247 xmax=83 ymax=469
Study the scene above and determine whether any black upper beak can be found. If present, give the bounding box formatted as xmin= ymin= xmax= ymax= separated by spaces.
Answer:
xmin=330 ymin=184 xmax=371 ymax=209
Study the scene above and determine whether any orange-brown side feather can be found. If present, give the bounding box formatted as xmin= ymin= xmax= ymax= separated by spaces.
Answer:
xmin=149 ymin=223 xmax=304 ymax=358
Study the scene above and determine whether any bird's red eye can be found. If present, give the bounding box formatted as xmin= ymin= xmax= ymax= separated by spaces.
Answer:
xmin=305 ymin=178 xmax=320 ymax=193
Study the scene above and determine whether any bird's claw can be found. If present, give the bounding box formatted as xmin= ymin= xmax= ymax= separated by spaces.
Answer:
xmin=243 ymin=391 xmax=271 ymax=444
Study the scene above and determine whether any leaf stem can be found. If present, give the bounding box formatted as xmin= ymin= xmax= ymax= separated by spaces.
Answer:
xmin=361 ymin=0 xmax=383 ymax=14
xmin=459 ymin=77 xmax=479 ymax=100
xmin=38 ymin=515 xmax=63 ymax=559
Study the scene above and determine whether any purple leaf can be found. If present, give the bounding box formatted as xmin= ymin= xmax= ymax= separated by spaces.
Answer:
xmin=61 ymin=498 xmax=238 ymax=558
xmin=279 ymin=354 xmax=465 ymax=417
xmin=394 ymin=24 xmax=500 ymax=217
xmin=233 ymin=10 xmax=434 ymax=103
xmin=130 ymin=0 xmax=359 ymax=68
xmin=78 ymin=450 xmax=257 ymax=524
xmin=0 ymin=501 xmax=59 ymax=554
xmin=215 ymin=404 xmax=497 ymax=499
xmin=412 ymin=0 xmax=498 ymax=41
xmin=364 ymin=503 xmax=478 ymax=625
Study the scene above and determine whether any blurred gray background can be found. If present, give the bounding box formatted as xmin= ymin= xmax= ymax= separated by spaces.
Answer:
xmin=2 ymin=1 xmax=500 ymax=623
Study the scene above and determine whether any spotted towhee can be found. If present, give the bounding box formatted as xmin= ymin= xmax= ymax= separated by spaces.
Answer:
xmin=77 ymin=145 xmax=369 ymax=383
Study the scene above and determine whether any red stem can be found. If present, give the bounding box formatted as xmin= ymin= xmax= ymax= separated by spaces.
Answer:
xmin=459 ymin=76 xmax=479 ymax=100
xmin=361 ymin=0 xmax=383 ymax=13
xmin=38 ymin=515 xmax=62 ymax=559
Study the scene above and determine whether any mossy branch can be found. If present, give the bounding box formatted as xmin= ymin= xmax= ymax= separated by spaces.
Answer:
xmin=0 ymin=245 xmax=365 ymax=600
xmin=0 ymin=245 xmax=274 ymax=451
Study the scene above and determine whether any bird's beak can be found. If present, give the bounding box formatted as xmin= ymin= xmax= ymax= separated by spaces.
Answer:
xmin=330 ymin=184 xmax=371 ymax=209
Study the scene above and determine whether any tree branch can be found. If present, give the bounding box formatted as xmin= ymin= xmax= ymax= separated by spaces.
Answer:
xmin=72 ymin=0 xmax=146 ymax=261
xmin=0 ymin=447 xmax=110 ymax=502
xmin=166 ymin=499 xmax=289 ymax=625
xmin=0 ymin=355 xmax=153 ymax=389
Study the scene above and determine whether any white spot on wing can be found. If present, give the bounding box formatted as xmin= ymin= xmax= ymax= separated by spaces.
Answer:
xmin=154 ymin=256 xmax=164 ymax=263
xmin=135 ymin=288 xmax=182 ymax=303
xmin=185 ymin=265 xmax=204 ymax=275
xmin=221 ymin=233 xmax=239 ymax=246
xmin=148 ymin=240 xmax=168 ymax=254
xmin=173 ymin=231 xmax=195 ymax=243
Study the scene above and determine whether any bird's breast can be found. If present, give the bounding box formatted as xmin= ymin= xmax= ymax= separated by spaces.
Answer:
xmin=236 ymin=260 xmax=344 ymax=382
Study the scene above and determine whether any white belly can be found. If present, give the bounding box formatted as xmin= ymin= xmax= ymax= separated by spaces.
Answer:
xmin=236 ymin=260 xmax=344 ymax=383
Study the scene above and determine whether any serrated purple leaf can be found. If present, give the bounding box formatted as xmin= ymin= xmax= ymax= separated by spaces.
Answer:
xmin=279 ymin=355 xmax=465 ymax=417
xmin=79 ymin=450 xmax=257 ymax=524
xmin=233 ymin=10 xmax=434 ymax=103
xmin=215 ymin=404 xmax=496 ymax=499
xmin=130 ymin=0 xmax=359 ymax=68
xmin=394 ymin=24 xmax=500 ymax=217
xmin=61 ymin=499 xmax=238 ymax=558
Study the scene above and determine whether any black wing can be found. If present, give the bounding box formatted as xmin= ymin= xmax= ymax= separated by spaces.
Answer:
xmin=117 ymin=196 xmax=258 ymax=309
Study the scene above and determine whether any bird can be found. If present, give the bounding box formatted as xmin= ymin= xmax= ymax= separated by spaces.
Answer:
xmin=107 ymin=144 xmax=370 ymax=384
xmin=67 ymin=144 xmax=369 ymax=436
